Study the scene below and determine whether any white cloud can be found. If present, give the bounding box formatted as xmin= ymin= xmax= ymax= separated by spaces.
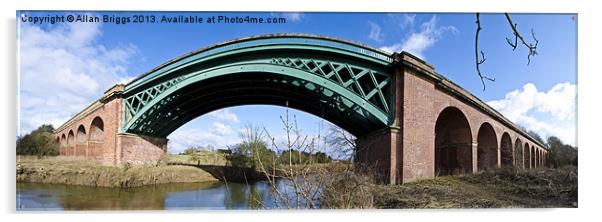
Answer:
xmin=387 ymin=13 xmax=416 ymax=29
xmin=168 ymin=109 xmax=240 ymax=154
xmin=274 ymin=12 xmax=304 ymax=22
xmin=212 ymin=122 xmax=233 ymax=136
xmin=514 ymin=115 xmax=576 ymax=147
xmin=368 ymin=22 xmax=383 ymax=42
xmin=488 ymin=82 xmax=577 ymax=146
xmin=401 ymin=14 xmax=416 ymax=28
xmin=18 ymin=15 xmax=138 ymax=135
xmin=207 ymin=108 xmax=240 ymax=123
xmin=168 ymin=122 xmax=240 ymax=154
xmin=380 ymin=15 xmax=457 ymax=59
xmin=534 ymin=82 xmax=576 ymax=120
xmin=118 ymin=76 xmax=137 ymax=84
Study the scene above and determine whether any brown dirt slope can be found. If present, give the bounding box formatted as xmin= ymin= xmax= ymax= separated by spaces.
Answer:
xmin=17 ymin=158 xmax=218 ymax=188
xmin=374 ymin=166 xmax=577 ymax=208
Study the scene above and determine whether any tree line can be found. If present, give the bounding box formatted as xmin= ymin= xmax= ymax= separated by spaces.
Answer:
xmin=546 ymin=136 xmax=577 ymax=168
xmin=15 ymin=123 xmax=576 ymax=169
xmin=520 ymin=126 xmax=577 ymax=168
xmin=16 ymin=124 xmax=59 ymax=156
xmin=226 ymin=140 xmax=333 ymax=169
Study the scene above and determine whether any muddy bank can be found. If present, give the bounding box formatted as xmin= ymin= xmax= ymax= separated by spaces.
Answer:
xmin=17 ymin=158 xmax=219 ymax=188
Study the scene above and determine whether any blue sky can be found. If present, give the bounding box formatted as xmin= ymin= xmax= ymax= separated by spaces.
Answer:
xmin=17 ymin=12 xmax=577 ymax=154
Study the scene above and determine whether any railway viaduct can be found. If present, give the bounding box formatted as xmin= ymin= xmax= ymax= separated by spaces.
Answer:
xmin=54 ymin=34 xmax=548 ymax=184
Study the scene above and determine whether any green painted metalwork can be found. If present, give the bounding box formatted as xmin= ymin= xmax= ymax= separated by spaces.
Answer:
xmin=122 ymin=34 xmax=395 ymax=137
xmin=269 ymin=57 xmax=391 ymax=114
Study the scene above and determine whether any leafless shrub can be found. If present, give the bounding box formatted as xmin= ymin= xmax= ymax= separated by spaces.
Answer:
xmin=325 ymin=124 xmax=356 ymax=161
xmin=320 ymin=170 xmax=375 ymax=209
xmin=244 ymin=107 xmax=375 ymax=209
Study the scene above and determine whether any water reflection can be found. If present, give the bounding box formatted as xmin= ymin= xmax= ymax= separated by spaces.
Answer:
xmin=17 ymin=180 xmax=295 ymax=210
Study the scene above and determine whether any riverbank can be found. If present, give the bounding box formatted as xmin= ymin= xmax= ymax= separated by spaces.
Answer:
xmin=17 ymin=157 xmax=218 ymax=188
xmin=321 ymin=166 xmax=578 ymax=209
xmin=371 ymin=166 xmax=578 ymax=208
xmin=17 ymin=156 xmax=578 ymax=208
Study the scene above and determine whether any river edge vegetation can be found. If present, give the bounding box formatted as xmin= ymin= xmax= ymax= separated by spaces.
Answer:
xmin=16 ymin=157 xmax=577 ymax=208
xmin=17 ymin=156 xmax=219 ymax=187
xmin=211 ymin=111 xmax=578 ymax=209
xmin=17 ymin=113 xmax=578 ymax=208
xmin=338 ymin=166 xmax=577 ymax=208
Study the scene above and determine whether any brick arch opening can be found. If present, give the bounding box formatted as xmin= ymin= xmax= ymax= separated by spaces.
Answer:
xmin=55 ymin=136 xmax=60 ymax=153
xmin=434 ymin=106 xmax=473 ymax=176
xmin=89 ymin=117 xmax=104 ymax=142
xmin=514 ymin=138 xmax=524 ymax=168
xmin=543 ymin=151 xmax=547 ymax=166
xmin=500 ymin=132 xmax=513 ymax=167
xmin=536 ymin=149 xmax=541 ymax=168
xmin=524 ymin=143 xmax=531 ymax=168
xmin=531 ymin=146 xmax=536 ymax=168
xmin=67 ymin=130 xmax=75 ymax=147
xmin=534 ymin=148 xmax=538 ymax=168
xmin=67 ymin=130 xmax=75 ymax=156
xmin=477 ymin=122 xmax=498 ymax=171
xmin=60 ymin=134 xmax=67 ymax=147
xmin=77 ymin=125 xmax=87 ymax=144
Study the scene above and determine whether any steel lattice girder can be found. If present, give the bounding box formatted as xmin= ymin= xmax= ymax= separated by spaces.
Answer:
xmin=122 ymin=35 xmax=395 ymax=137
xmin=270 ymin=57 xmax=391 ymax=113
xmin=130 ymin=74 xmax=380 ymax=137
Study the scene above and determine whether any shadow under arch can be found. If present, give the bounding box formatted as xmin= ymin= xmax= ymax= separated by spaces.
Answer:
xmin=89 ymin=117 xmax=104 ymax=142
xmin=514 ymin=138 xmax=524 ymax=168
xmin=77 ymin=125 xmax=86 ymax=144
xmin=67 ymin=130 xmax=75 ymax=147
xmin=60 ymin=134 xmax=67 ymax=147
xmin=477 ymin=122 xmax=498 ymax=172
xmin=500 ymin=132 xmax=513 ymax=167
xmin=434 ymin=106 xmax=473 ymax=176
xmin=524 ymin=143 xmax=531 ymax=168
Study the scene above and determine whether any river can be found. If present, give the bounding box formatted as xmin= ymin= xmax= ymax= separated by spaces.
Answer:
xmin=17 ymin=180 xmax=306 ymax=210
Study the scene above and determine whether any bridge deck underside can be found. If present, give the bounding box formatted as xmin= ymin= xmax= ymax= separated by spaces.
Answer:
xmin=126 ymin=72 xmax=386 ymax=138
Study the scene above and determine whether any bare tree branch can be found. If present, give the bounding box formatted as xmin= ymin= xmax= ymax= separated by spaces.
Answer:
xmin=506 ymin=25 xmax=519 ymax=50
xmin=475 ymin=13 xmax=540 ymax=91
xmin=475 ymin=13 xmax=496 ymax=91
xmin=504 ymin=13 xmax=539 ymax=65
xmin=325 ymin=124 xmax=356 ymax=161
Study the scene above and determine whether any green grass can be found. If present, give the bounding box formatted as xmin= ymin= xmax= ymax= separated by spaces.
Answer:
xmin=168 ymin=152 xmax=228 ymax=166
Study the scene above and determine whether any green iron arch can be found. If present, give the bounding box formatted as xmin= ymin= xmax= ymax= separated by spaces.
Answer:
xmin=122 ymin=34 xmax=395 ymax=137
